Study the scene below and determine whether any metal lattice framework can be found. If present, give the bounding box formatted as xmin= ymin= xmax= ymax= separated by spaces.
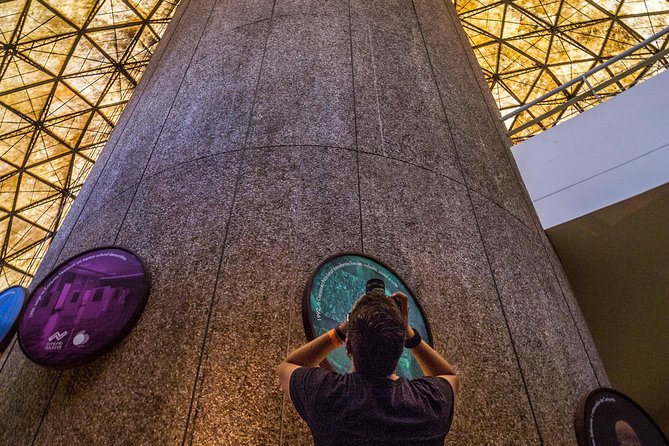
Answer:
xmin=0 ymin=0 xmax=667 ymax=287
xmin=0 ymin=0 xmax=179 ymax=288
xmin=455 ymin=0 xmax=669 ymax=140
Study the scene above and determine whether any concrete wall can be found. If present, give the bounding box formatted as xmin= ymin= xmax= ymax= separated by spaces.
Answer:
xmin=513 ymin=70 xmax=669 ymax=229
xmin=0 ymin=1 xmax=606 ymax=444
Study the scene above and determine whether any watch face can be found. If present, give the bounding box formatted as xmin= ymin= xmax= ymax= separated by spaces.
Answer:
xmin=575 ymin=388 xmax=668 ymax=446
xmin=0 ymin=286 xmax=27 ymax=353
xmin=19 ymin=247 xmax=150 ymax=369
xmin=303 ymin=253 xmax=432 ymax=378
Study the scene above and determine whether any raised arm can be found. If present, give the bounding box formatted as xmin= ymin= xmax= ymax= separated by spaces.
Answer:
xmin=392 ymin=292 xmax=459 ymax=395
xmin=276 ymin=321 xmax=348 ymax=398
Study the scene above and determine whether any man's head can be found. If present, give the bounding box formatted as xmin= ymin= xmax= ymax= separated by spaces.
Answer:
xmin=346 ymin=289 xmax=406 ymax=377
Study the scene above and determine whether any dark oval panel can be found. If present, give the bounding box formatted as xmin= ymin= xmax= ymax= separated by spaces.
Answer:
xmin=575 ymin=387 xmax=668 ymax=446
xmin=19 ymin=247 xmax=150 ymax=369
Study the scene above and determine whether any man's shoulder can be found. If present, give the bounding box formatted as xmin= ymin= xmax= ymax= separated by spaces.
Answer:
xmin=404 ymin=376 xmax=455 ymax=407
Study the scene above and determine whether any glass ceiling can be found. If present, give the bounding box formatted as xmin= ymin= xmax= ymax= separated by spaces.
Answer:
xmin=455 ymin=0 xmax=669 ymax=140
xmin=0 ymin=0 xmax=179 ymax=288
xmin=0 ymin=0 xmax=667 ymax=287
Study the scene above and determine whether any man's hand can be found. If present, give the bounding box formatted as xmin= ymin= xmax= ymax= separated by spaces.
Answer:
xmin=390 ymin=292 xmax=413 ymax=338
xmin=390 ymin=291 xmax=458 ymax=395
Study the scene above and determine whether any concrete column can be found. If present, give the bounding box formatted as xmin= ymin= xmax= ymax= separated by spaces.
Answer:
xmin=0 ymin=0 xmax=607 ymax=444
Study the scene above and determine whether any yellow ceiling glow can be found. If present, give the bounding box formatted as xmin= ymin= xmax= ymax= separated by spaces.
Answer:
xmin=0 ymin=0 xmax=666 ymax=286
xmin=0 ymin=0 xmax=179 ymax=288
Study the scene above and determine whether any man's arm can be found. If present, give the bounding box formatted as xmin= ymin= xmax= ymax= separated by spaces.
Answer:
xmin=407 ymin=327 xmax=459 ymax=394
xmin=392 ymin=292 xmax=459 ymax=395
xmin=276 ymin=321 xmax=347 ymax=398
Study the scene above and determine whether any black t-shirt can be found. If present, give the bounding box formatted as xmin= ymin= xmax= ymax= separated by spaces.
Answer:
xmin=290 ymin=367 xmax=454 ymax=446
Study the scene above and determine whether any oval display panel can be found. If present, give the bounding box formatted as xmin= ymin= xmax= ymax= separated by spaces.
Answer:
xmin=303 ymin=253 xmax=432 ymax=378
xmin=19 ymin=247 xmax=149 ymax=368
xmin=575 ymin=388 xmax=668 ymax=446
xmin=0 ymin=286 xmax=28 ymax=353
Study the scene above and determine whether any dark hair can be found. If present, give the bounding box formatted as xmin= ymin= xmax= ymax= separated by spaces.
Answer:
xmin=347 ymin=289 xmax=405 ymax=377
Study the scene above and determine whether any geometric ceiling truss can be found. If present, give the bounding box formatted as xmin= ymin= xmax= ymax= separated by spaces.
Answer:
xmin=455 ymin=0 xmax=669 ymax=141
xmin=0 ymin=0 xmax=179 ymax=288
xmin=0 ymin=0 xmax=666 ymax=287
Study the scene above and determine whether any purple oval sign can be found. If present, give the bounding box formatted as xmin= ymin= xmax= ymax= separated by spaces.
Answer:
xmin=19 ymin=247 xmax=149 ymax=368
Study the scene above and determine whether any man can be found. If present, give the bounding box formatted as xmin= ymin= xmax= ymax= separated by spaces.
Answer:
xmin=277 ymin=287 xmax=458 ymax=445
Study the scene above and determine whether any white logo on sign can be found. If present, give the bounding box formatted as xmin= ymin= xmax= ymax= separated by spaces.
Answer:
xmin=48 ymin=331 xmax=68 ymax=341
xmin=72 ymin=331 xmax=89 ymax=346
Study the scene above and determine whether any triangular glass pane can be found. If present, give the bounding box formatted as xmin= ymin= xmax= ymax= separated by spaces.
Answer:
xmin=101 ymin=72 xmax=135 ymax=106
xmin=80 ymin=111 xmax=112 ymax=147
xmin=64 ymin=35 xmax=115 ymax=76
xmin=6 ymin=215 xmax=49 ymax=259
xmin=0 ymin=5 xmax=22 ymax=45
xmin=126 ymin=25 xmax=160 ymax=66
xmin=602 ymin=22 xmax=642 ymax=59
xmin=558 ymin=1 xmax=609 ymax=26
xmin=25 ymin=130 xmax=71 ymax=167
xmin=87 ymin=25 xmax=142 ymax=63
xmin=506 ymin=34 xmax=551 ymax=65
xmin=620 ymin=15 xmax=669 ymax=41
xmin=0 ymin=106 xmax=31 ymax=137
xmin=45 ymin=82 xmax=91 ymax=120
xmin=1 ymin=81 xmax=54 ymax=120
xmin=98 ymin=103 xmax=125 ymax=122
xmin=546 ymin=37 xmax=599 ymax=78
xmin=9 ymin=241 xmax=48 ymax=278
xmin=514 ymin=0 xmax=561 ymax=26
xmin=528 ymin=69 xmax=561 ymax=100
xmin=0 ymin=56 xmax=53 ymax=94
xmin=47 ymin=110 xmax=92 ymax=147
xmin=590 ymin=0 xmax=619 ymax=15
xmin=564 ymin=22 xmax=612 ymax=58
xmin=89 ymin=0 xmax=143 ymax=29
xmin=0 ymin=133 xmax=32 ymax=166
xmin=14 ymin=174 xmax=59 ymax=210
xmin=0 ymin=173 xmax=19 ymax=210
xmin=64 ymin=70 xmax=114 ymax=105
xmin=502 ymin=69 xmax=542 ymax=103
xmin=497 ymin=45 xmax=537 ymax=76
xmin=27 ymin=153 xmax=74 ymax=189
xmin=70 ymin=153 xmax=95 ymax=187
xmin=49 ymin=0 xmax=98 ymax=28
xmin=17 ymin=193 xmax=61 ymax=228
xmin=149 ymin=0 xmax=180 ymax=20
xmin=466 ymin=4 xmax=506 ymax=39
xmin=0 ymin=158 xmax=16 ymax=178
xmin=474 ymin=44 xmax=499 ymax=73
xmin=18 ymin=1 xmax=77 ymax=44
xmin=503 ymin=4 xmax=547 ymax=40
xmin=19 ymin=35 xmax=78 ymax=76
xmin=492 ymin=80 xmax=521 ymax=111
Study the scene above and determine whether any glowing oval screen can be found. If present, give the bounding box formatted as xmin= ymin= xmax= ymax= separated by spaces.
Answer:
xmin=19 ymin=247 xmax=149 ymax=368
xmin=0 ymin=286 xmax=27 ymax=352
xmin=303 ymin=254 xmax=432 ymax=378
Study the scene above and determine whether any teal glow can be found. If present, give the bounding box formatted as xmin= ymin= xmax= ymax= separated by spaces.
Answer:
xmin=307 ymin=255 xmax=430 ymax=378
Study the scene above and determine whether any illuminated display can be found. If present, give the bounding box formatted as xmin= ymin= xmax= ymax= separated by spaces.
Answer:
xmin=19 ymin=247 xmax=149 ymax=368
xmin=575 ymin=388 xmax=668 ymax=446
xmin=303 ymin=253 xmax=432 ymax=378
xmin=0 ymin=286 xmax=27 ymax=353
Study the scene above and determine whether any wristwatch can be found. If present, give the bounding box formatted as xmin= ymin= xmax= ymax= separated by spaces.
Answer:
xmin=334 ymin=324 xmax=347 ymax=343
xmin=404 ymin=329 xmax=422 ymax=349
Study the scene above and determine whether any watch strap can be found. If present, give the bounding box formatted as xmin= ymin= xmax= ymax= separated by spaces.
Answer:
xmin=405 ymin=329 xmax=422 ymax=349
